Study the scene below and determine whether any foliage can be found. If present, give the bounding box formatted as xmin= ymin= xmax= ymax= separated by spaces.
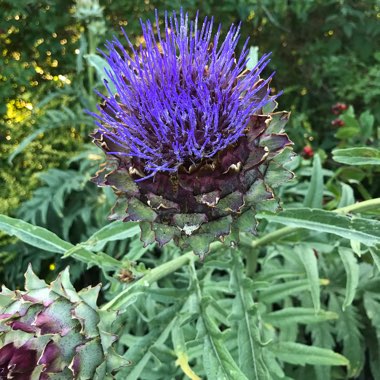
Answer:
xmin=1 ymin=194 xmax=380 ymax=378
xmin=1 ymin=0 xmax=380 ymax=379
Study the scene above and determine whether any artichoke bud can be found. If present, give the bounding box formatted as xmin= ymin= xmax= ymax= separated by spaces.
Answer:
xmin=90 ymin=11 xmax=294 ymax=257
xmin=0 ymin=266 xmax=128 ymax=380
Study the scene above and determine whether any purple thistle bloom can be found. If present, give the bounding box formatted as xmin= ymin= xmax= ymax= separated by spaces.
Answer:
xmin=91 ymin=10 xmax=276 ymax=180
xmin=91 ymin=11 xmax=293 ymax=256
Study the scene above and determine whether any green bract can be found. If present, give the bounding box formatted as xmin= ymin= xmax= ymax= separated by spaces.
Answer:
xmin=0 ymin=266 xmax=127 ymax=380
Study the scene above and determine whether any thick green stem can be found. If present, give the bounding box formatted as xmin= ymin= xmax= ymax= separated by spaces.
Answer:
xmin=334 ymin=197 xmax=380 ymax=214
xmin=245 ymin=248 xmax=259 ymax=277
xmin=243 ymin=197 xmax=380 ymax=250
xmin=242 ymin=226 xmax=295 ymax=250
xmin=101 ymin=251 xmax=195 ymax=311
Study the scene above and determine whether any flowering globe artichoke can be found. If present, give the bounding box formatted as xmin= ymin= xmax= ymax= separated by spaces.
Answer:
xmin=91 ymin=11 xmax=294 ymax=256
xmin=0 ymin=266 xmax=126 ymax=379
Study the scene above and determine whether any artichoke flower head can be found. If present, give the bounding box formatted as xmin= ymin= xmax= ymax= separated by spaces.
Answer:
xmin=91 ymin=10 xmax=294 ymax=257
xmin=0 ymin=266 xmax=127 ymax=379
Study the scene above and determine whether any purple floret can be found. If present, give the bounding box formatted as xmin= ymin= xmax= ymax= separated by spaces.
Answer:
xmin=91 ymin=10 xmax=276 ymax=179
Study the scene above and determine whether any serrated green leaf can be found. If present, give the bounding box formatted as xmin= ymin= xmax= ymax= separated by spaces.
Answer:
xmin=201 ymin=311 xmax=249 ymax=380
xmin=122 ymin=310 xmax=178 ymax=380
xmin=329 ymin=294 xmax=364 ymax=377
xmin=146 ymin=288 xmax=188 ymax=304
xmin=18 ymin=168 xmax=86 ymax=228
xmin=332 ymin=147 xmax=380 ymax=166
xmin=364 ymin=292 xmax=380 ymax=333
xmin=189 ymin=260 xmax=248 ymax=380
xmin=259 ymin=279 xmax=311 ymax=303
xmin=172 ymin=319 xmax=201 ymax=380
xmin=367 ymin=326 xmax=380 ymax=380
xmin=350 ymin=239 xmax=362 ymax=256
xmin=0 ymin=215 xmax=122 ymax=271
xmin=62 ymin=245 xmax=122 ymax=270
xmin=338 ymin=248 xmax=359 ymax=309
xmin=304 ymin=154 xmax=323 ymax=208
xmin=84 ymin=221 xmax=140 ymax=251
xmin=309 ymin=324 xmax=335 ymax=380
xmin=149 ymin=344 xmax=176 ymax=362
xmin=231 ymin=256 xmax=271 ymax=380
xmin=258 ymin=208 xmax=380 ymax=246
xmin=369 ymin=248 xmax=380 ymax=272
xmin=268 ymin=342 xmax=349 ymax=366
xmin=264 ymin=308 xmax=338 ymax=326
xmin=296 ymin=246 xmax=320 ymax=311
xmin=338 ymin=183 xmax=355 ymax=208
xmin=172 ymin=318 xmax=187 ymax=356
xmin=0 ymin=214 xmax=71 ymax=253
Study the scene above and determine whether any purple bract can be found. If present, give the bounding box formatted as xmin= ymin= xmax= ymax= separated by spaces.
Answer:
xmin=0 ymin=343 xmax=38 ymax=380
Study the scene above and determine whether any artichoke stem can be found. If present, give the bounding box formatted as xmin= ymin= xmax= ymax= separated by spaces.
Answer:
xmin=101 ymin=251 xmax=196 ymax=311
xmin=245 ymin=248 xmax=259 ymax=278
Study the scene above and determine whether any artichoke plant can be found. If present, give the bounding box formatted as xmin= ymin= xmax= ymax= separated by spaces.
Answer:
xmin=0 ymin=266 xmax=126 ymax=379
xmin=91 ymin=11 xmax=294 ymax=256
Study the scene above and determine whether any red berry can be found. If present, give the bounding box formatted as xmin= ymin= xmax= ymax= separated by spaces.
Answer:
xmin=331 ymin=119 xmax=345 ymax=127
xmin=331 ymin=102 xmax=348 ymax=115
xmin=303 ymin=146 xmax=314 ymax=158
xmin=339 ymin=103 xmax=348 ymax=111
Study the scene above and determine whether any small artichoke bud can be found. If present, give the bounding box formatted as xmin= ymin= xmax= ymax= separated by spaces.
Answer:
xmin=90 ymin=11 xmax=294 ymax=257
xmin=0 ymin=266 xmax=127 ymax=379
